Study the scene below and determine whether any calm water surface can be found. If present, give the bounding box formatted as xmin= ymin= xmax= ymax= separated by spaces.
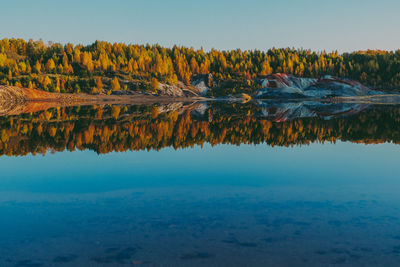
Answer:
xmin=0 ymin=102 xmax=400 ymax=266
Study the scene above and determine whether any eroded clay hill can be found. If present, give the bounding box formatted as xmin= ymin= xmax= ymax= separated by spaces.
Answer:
xmin=0 ymin=85 xmax=204 ymax=116
xmin=0 ymin=85 xmax=80 ymax=116
xmin=0 ymin=85 xmax=78 ymax=102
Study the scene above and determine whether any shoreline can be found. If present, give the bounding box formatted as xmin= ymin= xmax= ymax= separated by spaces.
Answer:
xmin=24 ymin=94 xmax=210 ymax=104
xmin=2 ymin=85 xmax=400 ymax=117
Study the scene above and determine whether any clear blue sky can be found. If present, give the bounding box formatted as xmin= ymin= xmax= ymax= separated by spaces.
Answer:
xmin=1 ymin=0 xmax=399 ymax=52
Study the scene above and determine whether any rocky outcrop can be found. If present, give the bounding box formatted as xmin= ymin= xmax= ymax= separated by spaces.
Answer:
xmin=157 ymin=83 xmax=186 ymax=97
xmin=156 ymin=74 xmax=212 ymax=97
xmin=256 ymin=74 xmax=382 ymax=99
xmin=191 ymin=74 xmax=212 ymax=96
xmin=157 ymin=82 xmax=202 ymax=97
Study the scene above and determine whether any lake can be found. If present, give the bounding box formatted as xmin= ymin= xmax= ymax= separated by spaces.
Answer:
xmin=0 ymin=101 xmax=400 ymax=266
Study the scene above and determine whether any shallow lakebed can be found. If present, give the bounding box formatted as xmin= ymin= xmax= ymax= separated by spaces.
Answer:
xmin=0 ymin=101 xmax=400 ymax=266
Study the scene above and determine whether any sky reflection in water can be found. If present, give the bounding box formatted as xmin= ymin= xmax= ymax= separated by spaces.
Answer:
xmin=0 ymin=142 xmax=400 ymax=266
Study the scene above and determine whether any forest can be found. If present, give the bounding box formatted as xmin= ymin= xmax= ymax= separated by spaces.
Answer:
xmin=0 ymin=38 xmax=399 ymax=96
xmin=0 ymin=103 xmax=400 ymax=156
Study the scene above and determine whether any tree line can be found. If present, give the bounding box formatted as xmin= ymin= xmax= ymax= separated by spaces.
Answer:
xmin=0 ymin=38 xmax=399 ymax=95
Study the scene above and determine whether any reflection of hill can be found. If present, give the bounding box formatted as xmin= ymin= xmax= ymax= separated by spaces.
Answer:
xmin=0 ymin=102 xmax=399 ymax=156
xmin=255 ymin=101 xmax=372 ymax=121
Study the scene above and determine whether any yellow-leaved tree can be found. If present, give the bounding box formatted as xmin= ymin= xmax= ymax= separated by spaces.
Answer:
xmin=46 ymin=59 xmax=56 ymax=72
xmin=151 ymin=78 xmax=159 ymax=91
xmin=110 ymin=77 xmax=120 ymax=91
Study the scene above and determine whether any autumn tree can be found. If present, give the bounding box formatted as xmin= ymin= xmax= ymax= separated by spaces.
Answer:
xmin=34 ymin=61 xmax=41 ymax=74
xmin=46 ymin=59 xmax=56 ymax=72
xmin=110 ymin=77 xmax=120 ymax=91
xmin=55 ymin=78 xmax=61 ymax=92
xmin=151 ymin=77 xmax=159 ymax=91
xmin=43 ymin=76 xmax=52 ymax=89
xmin=92 ymin=77 xmax=103 ymax=94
